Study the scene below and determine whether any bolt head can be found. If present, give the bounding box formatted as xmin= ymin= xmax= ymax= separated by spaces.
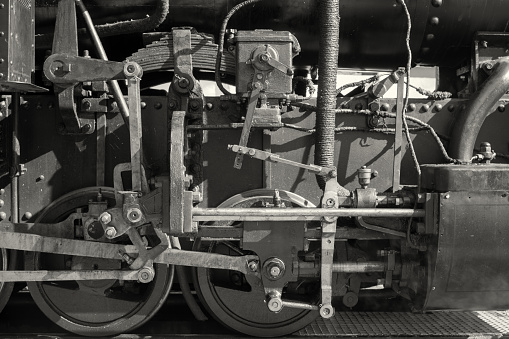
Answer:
xmin=260 ymin=53 xmax=270 ymax=62
xmin=178 ymin=77 xmax=190 ymax=89
xmin=248 ymin=261 xmax=258 ymax=272
xmin=270 ymin=266 xmax=281 ymax=277
xmin=100 ymin=213 xmax=112 ymax=224
xmin=105 ymin=227 xmax=117 ymax=238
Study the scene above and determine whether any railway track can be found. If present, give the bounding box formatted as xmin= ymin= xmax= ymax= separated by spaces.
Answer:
xmin=2 ymin=290 xmax=509 ymax=338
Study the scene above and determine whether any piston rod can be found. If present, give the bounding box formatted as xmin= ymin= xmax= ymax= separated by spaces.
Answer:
xmin=192 ymin=208 xmax=425 ymax=221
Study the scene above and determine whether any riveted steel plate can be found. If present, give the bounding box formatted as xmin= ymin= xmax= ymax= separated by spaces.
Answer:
xmin=299 ymin=311 xmax=509 ymax=336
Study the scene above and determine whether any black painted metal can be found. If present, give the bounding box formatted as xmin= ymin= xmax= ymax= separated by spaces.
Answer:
xmin=425 ymin=190 xmax=509 ymax=310
xmin=35 ymin=0 xmax=509 ymax=69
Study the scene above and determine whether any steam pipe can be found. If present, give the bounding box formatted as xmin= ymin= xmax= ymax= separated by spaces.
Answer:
xmin=37 ymin=0 xmax=170 ymax=50
xmin=449 ymin=57 xmax=509 ymax=161
xmin=315 ymin=0 xmax=340 ymax=189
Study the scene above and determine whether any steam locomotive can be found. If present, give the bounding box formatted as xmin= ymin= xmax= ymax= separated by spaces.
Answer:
xmin=1 ymin=0 xmax=509 ymax=336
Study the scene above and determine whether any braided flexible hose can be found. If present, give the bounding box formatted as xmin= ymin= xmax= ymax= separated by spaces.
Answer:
xmin=315 ymin=0 xmax=340 ymax=189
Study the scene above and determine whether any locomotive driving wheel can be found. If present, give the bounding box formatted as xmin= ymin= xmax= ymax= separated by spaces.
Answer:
xmin=0 ymin=248 xmax=15 ymax=314
xmin=193 ymin=189 xmax=320 ymax=337
xmin=25 ymin=187 xmax=174 ymax=337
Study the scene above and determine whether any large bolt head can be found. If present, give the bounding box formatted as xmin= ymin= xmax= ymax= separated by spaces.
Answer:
xmin=267 ymin=297 xmax=283 ymax=312
xmin=105 ymin=227 xmax=117 ymax=239
xmin=126 ymin=207 xmax=143 ymax=223
xmin=137 ymin=266 xmax=155 ymax=283
xmin=100 ymin=212 xmax=112 ymax=224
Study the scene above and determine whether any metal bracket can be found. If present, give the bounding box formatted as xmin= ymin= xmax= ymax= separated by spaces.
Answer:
xmin=124 ymin=62 xmax=144 ymax=192
xmin=233 ymin=86 xmax=262 ymax=169
xmin=319 ymin=177 xmax=341 ymax=319
xmin=169 ymin=111 xmax=195 ymax=235
xmin=50 ymin=0 xmax=94 ymax=135
xmin=170 ymin=28 xmax=205 ymax=117
xmin=392 ymin=69 xmax=405 ymax=192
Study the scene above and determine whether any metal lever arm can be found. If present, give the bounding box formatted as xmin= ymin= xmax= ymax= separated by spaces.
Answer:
xmin=260 ymin=53 xmax=294 ymax=76
xmin=229 ymin=144 xmax=336 ymax=176
xmin=44 ymin=54 xmax=125 ymax=84
xmin=233 ymin=85 xmax=261 ymax=169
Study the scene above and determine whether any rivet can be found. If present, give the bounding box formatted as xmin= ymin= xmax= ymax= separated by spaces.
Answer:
xmin=355 ymin=103 xmax=363 ymax=110
xmin=429 ymin=17 xmax=439 ymax=26
xmin=0 ymin=4 xmax=4 ymax=9
xmin=0 ymin=73 xmax=3 ymax=80
xmin=24 ymin=212 xmax=33 ymax=220
xmin=380 ymin=103 xmax=390 ymax=111
xmin=426 ymin=34 xmax=435 ymax=41
xmin=206 ymin=102 xmax=214 ymax=110
xmin=0 ymin=189 xmax=4 ymax=195
xmin=154 ymin=102 xmax=162 ymax=110
xmin=431 ymin=0 xmax=442 ymax=7
xmin=140 ymin=102 xmax=147 ymax=109
xmin=0 ymin=200 xmax=4 ymax=207
xmin=408 ymin=103 xmax=416 ymax=112
xmin=421 ymin=104 xmax=430 ymax=112
xmin=0 ymin=58 xmax=3 ymax=64
xmin=498 ymin=104 xmax=506 ymax=112
xmin=434 ymin=103 xmax=443 ymax=112
xmin=448 ymin=105 xmax=455 ymax=112
xmin=480 ymin=41 xmax=488 ymax=49
xmin=0 ymin=212 xmax=6 ymax=221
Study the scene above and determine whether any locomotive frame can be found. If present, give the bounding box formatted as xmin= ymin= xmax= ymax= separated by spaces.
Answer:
xmin=1 ymin=0 xmax=509 ymax=337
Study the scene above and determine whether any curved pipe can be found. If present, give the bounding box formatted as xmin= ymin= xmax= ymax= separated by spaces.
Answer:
xmin=449 ymin=57 xmax=509 ymax=161
xmin=36 ymin=0 xmax=169 ymax=49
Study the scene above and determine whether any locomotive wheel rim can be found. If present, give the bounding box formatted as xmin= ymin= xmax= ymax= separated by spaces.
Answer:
xmin=0 ymin=248 xmax=14 ymax=314
xmin=194 ymin=189 xmax=319 ymax=337
xmin=25 ymin=187 xmax=174 ymax=336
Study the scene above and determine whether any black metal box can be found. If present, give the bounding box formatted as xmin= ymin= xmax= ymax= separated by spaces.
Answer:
xmin=235 ymin=30 xmax=293 ymax=94
xmin=0 ymin=0 xmax=35 ymax=91
xmin=420 ymin=164 xmax=509 ymax=192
